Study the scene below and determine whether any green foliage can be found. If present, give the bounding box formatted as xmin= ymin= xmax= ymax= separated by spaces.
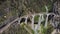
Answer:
xmin=20 ymin=23 xmax=35 ymax=34
xmin=41 ymin=6 xmax=46 ymax=12
xmin=38 ymin=25 xmax=47 ymax=34
xmin=34 ymin=16 xmax=39 ymax=22
xmin=38 ymin=24 xmax=54 ymax=34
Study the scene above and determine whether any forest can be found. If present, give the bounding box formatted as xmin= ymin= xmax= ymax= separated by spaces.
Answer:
xmin=0 ymin=0 xmax=60 ymax=34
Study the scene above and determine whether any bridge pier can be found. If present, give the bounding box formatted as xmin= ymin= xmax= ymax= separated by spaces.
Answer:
xmin=31 ymin=15 xmax=35 ymax=30
xmin=45 ymin=14 xmax=49 ymax=28
xmin=18 ymin=18 xmax=21 ymax=24
xmin=25 ymin=16 xmax=28 ymax=24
